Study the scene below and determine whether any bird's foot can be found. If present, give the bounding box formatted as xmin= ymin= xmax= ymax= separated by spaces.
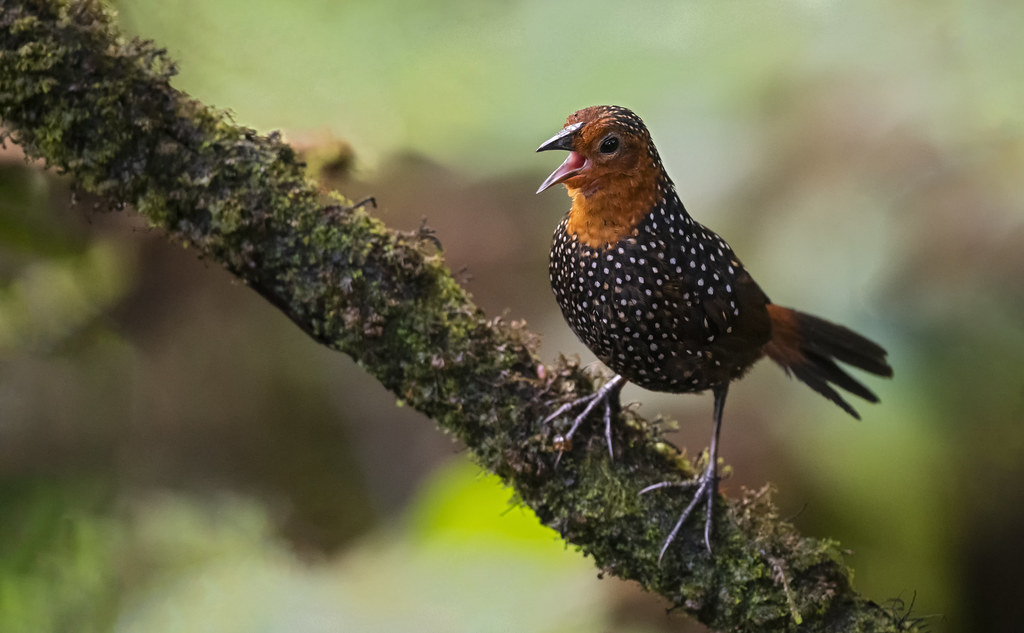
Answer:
xmin=640 ymin=457 xmax=720 ymax=561
xmin=544 ymin=374 xmax=625 ymax=463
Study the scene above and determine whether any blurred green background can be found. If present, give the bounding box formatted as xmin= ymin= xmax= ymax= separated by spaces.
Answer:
xmin=2 ymin=0 xmax=1023 ymax=631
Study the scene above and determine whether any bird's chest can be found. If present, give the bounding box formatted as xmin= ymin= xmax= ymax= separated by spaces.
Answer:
xmin=549 ymin=215 xmax=756 ymax=393
xmin=550 ymin=226 xmax=663 ymax=351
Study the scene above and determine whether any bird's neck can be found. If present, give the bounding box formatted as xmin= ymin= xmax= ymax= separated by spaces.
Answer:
xmin=564 ymin=171 xmax=675 ymax=249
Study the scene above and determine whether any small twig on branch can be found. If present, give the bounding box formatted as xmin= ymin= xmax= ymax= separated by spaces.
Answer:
xmin=0 ymin=2 xmax=917 ymax=631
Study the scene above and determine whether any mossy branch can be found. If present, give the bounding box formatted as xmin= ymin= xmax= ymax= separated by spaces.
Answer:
xmin=0 ymin=2 xmax=918 ymax=631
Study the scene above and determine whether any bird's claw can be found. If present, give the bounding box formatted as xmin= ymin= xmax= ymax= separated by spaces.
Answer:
xmin=640 ymin=461 xmax=720 ymax=562
xmin=544 ymin=374 xmax=625 ymax=462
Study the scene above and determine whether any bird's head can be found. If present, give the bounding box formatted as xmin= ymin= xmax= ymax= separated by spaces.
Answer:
xmin=537 ymin=105 xmax=669 ymax=247
xmin=536 ymin=105 xmax=662 ymax=196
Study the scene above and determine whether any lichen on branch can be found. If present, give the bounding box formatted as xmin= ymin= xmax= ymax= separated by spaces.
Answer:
xmin=0 ymin=2 xmax=918 ymax=631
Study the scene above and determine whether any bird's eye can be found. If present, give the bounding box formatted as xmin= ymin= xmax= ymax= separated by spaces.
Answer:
xmin=599 ymin=136 xmax=619 ymax=154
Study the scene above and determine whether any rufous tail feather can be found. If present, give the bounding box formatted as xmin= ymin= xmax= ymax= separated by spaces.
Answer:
xmin=764 ymin=304 xmax=893 ymax=419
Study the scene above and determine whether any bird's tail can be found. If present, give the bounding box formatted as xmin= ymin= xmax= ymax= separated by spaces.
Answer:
xmin=763 ymin=304 xmax=893 ymax=419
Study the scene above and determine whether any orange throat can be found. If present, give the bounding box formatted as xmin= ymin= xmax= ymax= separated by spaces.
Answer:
xmin=564 ymin=179 xmax=657 ymax=249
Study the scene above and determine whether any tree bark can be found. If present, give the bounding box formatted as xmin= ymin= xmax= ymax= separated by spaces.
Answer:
xmin=0 ymin=2 xmax=918 ymax=631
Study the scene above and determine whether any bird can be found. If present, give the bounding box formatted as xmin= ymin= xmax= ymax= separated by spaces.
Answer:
xmin=536 ymin=105 xmax=893 ymax=559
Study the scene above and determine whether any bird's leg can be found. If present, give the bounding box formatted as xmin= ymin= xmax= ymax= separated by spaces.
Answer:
xmin=703 ymin=386 xmax=726 ymax=549
xmin=544 ymin=374 xmax=625 ymax=461
xmin=640 ymin=385 xmax=728 ymax=561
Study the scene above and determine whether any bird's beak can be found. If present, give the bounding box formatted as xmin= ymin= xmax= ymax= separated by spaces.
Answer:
xmin=536 ymin=122 xmax=586 ymax=194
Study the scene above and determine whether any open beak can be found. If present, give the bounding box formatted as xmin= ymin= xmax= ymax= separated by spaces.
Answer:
xmin=536 ymin=121 xmax=586 ymax=194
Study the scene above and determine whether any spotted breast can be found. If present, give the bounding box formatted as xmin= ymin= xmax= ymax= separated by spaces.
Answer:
xmin=548 ymin=184 xmax=771 ymax=394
